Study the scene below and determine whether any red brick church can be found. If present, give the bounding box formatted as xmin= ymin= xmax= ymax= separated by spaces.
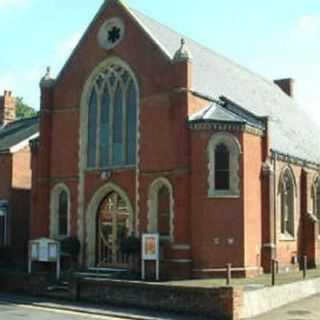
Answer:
xmin=30 ymin=0 xmax=320 ymax=279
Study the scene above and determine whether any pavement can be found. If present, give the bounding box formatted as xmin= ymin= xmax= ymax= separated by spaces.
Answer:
xmin=0 ymin=293 xmax=204 ymax=320
xmin=0 ymin=292 xmax=319 ymax=319
xmin=251 ymin=294 xmax=320 ymax=320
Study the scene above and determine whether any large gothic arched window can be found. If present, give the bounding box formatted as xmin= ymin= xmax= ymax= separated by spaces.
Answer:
xmin=87 ymin=63 xmax=138 ymax=168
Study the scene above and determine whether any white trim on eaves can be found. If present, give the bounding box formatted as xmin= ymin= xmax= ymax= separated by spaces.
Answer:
xmin=9 ymin=132 xmax=39 ymax=154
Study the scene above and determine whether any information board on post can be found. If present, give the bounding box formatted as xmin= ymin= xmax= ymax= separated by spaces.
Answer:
xmin=28 ymin=238 xmax=61 ymax=280
xmin=141 ymin=233 xmax=160 ymax=281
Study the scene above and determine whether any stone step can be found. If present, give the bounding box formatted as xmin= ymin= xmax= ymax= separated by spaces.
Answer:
xmin=88 ymin=267 xmax=128 ymax=273
xmin=47 ymin=285 xmax=69 ymax=292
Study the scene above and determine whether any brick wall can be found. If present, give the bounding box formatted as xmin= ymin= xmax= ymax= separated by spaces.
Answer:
xmin=73 ymin=278 xmax=243 ymax=320
xmin=12 ymin=147 xmax=32 ymax=189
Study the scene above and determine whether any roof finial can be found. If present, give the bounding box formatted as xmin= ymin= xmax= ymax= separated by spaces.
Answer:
xmin=45 ymin=66 xmax=51 ymax=78
xmin=40 ymin=66 xmax=55 ymax=88
xmin=173 ymin=37 xmax=192 ymax=62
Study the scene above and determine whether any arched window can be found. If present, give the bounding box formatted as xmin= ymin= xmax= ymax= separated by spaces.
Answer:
xmin=215 ymin=143 xmax=230 ymax=190
xmin=87 ymin=63 xmax=138 ymax=169
xmin=50 ymin=184 xmax=70 ymax=239
xmin=157 ymin=186 xmax=170 ymax=237
xmin=280 ymin=169 xmax=295 ymax=237
xmin=58 ymin=191 xmax=68 ymax=236
xmin=312 ymin=177 xmax=320 ymax=222
xmin=208 ymin=132 xmax=241 ymax=197
xmin=317 ymin=184 xmax=320 ymax=221
xmin=148 ymin=178 xmax=174 ymax=241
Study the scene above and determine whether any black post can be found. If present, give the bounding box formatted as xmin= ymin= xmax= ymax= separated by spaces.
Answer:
xmin=226 ymin=263 xmax=232 ymax=286
xmin=271 ymin=259 xmax=276 ymax=286
xmin=303 ymin=256 xmax=307 ymax=279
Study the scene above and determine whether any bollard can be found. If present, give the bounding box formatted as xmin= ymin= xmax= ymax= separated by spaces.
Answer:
xmin=303 ymin=256 xmax=307 ymax=279
xmin=226 ymin=263 xmax=232 ymax=286
xmin=271 ymin=259 xmax=276 ymax=286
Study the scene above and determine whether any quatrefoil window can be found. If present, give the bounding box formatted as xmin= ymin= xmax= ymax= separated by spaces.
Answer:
xmin=98 ymin=18 xmax=125 ymax=50
xmin=108 ymin=26 xmax=121 ymax=44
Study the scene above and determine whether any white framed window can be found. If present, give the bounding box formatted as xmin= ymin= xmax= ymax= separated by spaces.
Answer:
xmin=87 ymin=62 xmax=138 ymax=169
xmin=50 ymin=184 xmax=71 ymax=239
xmin=207 ymin=132 xmax=241 ymax=198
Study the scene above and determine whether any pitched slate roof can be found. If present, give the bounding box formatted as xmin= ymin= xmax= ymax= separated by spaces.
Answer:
xmin=132 ymin=9 xmax=320 ymax=164
xmin=189 ymin=102 xmax=246 ymax=124
xmin=189 ymin=99 xmax=266 ymax=130
xmin=0 ymin=116 xmax=39 ymax=152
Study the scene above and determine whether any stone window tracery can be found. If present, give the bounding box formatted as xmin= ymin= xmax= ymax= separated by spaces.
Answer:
xmin=207 ymin=132 xmax=241 ymax=197
xmin=87 ymin=63 xmax=138 ymax=169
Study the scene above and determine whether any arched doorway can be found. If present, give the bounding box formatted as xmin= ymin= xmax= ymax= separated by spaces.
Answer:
xmin=96 ymin=191 xmax=130 ymax=267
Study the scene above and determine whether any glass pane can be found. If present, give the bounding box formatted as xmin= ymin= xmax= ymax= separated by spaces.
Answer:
xmin=58 ymin=191 xmax=68 ymax=236
xmin=0 ymin=216 xmax=5 ymax=247
xmin=97 ymin=192 xmax=129 ymax=267
xmin=127 ymin=81 xmax=137 ymax=165
xmin=87 ymin=89 xmax=98 ymax=167
xmin=100 ymin=86 xmax=110 ymax=167
xmin=112 ymin=84 xmax=124 ymax=165
xmin=215 ymin=144 xmax=229 ymax=170
xmin=317 ymin=185 xmax=320 ymax=219
xmin=215 ymin=144 xmax=230 ymax=190
xmin=158 ymin=186 xmax=170 ymax=237
xmin=215 ymin=171 xmax=230 ymax=190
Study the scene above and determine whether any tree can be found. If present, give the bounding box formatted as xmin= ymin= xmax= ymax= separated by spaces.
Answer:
xmin=15 ymin=97 xmax=37 ymax=119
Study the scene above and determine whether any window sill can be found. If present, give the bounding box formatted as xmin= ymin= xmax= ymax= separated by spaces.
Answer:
xmin=52 ymin=234 xmax=69 ymax=241
xmin=85 ymin=165 xmax=136 ymax=173
xmin=279 ymin=234 xmax=295 ymax=241
xmin=208 ymin=190 xmax=240 ymax=199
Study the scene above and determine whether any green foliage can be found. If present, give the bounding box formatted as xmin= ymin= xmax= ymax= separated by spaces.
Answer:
xmin=16 ymin=97 xmax=37 ymax=119
xmin=60 ymin=237 xmax=81 ymax=259
xmin=120 ymin=235 xmax=141 ymax=256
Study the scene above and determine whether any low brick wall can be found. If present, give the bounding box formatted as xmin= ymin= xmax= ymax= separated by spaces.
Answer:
xmin=240 ymin=277 xmax=320 ymax=319
xmin=0 ymin=272 xmax=47 ymax=296
xmin=72 ymin=278 xmax=243 ymax=320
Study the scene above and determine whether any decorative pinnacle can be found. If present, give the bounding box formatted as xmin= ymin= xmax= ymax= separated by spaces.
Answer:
xmin=40 ymin=66 xmax=55 ymax=88
xmin=45 ymin=66 xmax=51 ymax=79
xmin=173 ymin=38 xmax=192 ymax=62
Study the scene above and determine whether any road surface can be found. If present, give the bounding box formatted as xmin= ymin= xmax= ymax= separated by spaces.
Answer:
xmin=0 ymin=300 xmax=129 ymax=319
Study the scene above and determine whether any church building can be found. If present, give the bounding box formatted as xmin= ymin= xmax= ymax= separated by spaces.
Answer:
xmin=30 ymin=0 xmax=320 ymax=279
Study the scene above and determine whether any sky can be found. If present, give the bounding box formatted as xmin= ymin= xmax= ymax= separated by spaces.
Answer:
xmin=0 ymin=0 xmax=320 ymax=123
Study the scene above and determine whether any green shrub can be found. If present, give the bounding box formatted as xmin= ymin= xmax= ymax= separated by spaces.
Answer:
xmin=60 ymin=237 xmax=80 ymax=260
xmin=120 ymin=235 xmax=141 ymax=256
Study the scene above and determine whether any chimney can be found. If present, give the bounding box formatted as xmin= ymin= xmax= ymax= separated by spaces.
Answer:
xmin=0 ymin=90 xmax=16 ymax=125
xmin=274 ymin=78 xmax=295 ymax=97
